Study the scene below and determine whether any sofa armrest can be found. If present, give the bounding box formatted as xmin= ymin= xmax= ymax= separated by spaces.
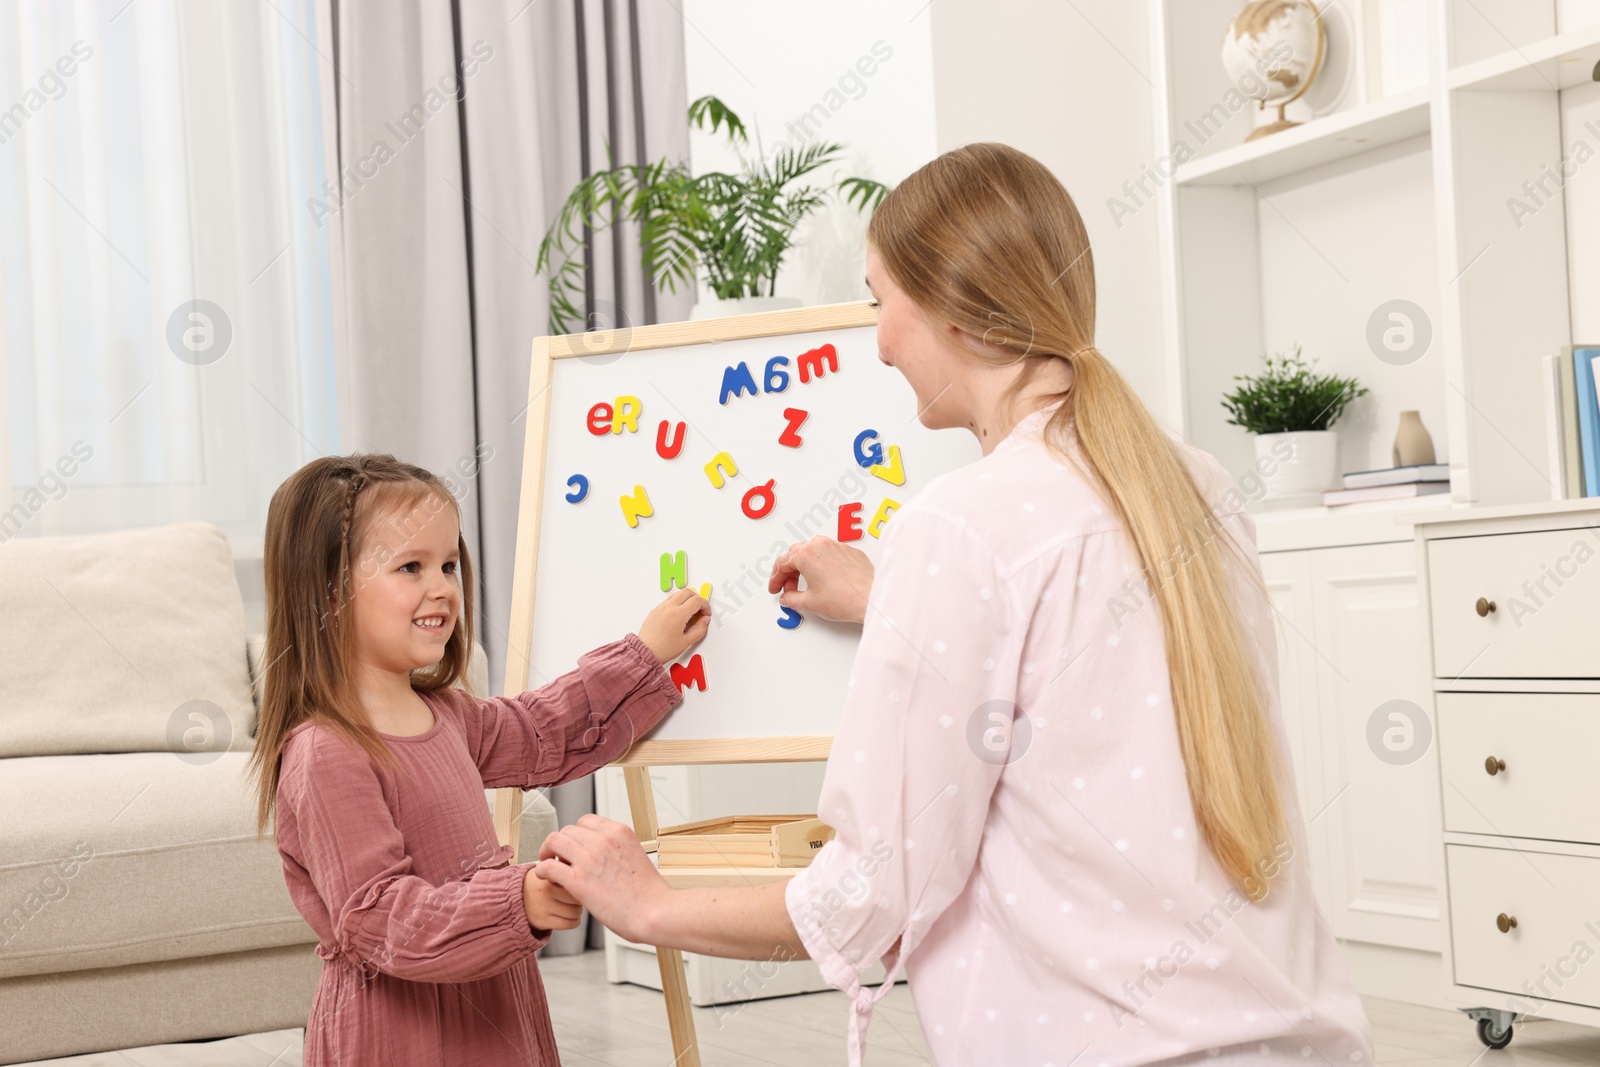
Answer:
xmin=246 ymin=634 xmax=267 ymax=686
xmin=246 ymin=634 xmax=267 ymax=732
xmin=515 ymin=786 xmax=559 ymax=861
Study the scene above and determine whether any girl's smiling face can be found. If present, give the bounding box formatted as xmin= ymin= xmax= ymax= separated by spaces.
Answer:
xmin=348 ymin=493 xmax=462 ymax=674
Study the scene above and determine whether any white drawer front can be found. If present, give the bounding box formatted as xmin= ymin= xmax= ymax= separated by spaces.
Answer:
xmin=1439 ymin=692 xmax=1600 ymax=844
xmin=1428 ymin=528 xmax=1600 ymax=678
xmin=1447 ymin=845 xmax=1600 ymax=1006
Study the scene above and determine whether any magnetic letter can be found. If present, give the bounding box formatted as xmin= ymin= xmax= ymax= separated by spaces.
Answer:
xmin=656 ymin=419 xmax=686 ymax=459
xmin=705 ymin=451 xmax=738 ymax=488
xmin=868 ymin=497 xmax=900 ymax=538
xmin=565 ymin=474 xmax=589 ymax=503
xmin=742 ymin=478 xmax=777 ymax=519
xmin=719 ymin=362 xmax=758 ymax=404
xmin=587 ymin=402 xmax=614 ymax=436
xmin=764 ymin=356 xmax=791 ymax=393
xmin=612 ymin=395 xmax=642 ymax=434
xmin=797 ymin=343 xmax=839 ymax=383
xmin=698 ymin=582 xmax=712 ymax=600
xmin=660 ymin=550 xmax=687 ymax=591
xmin=853 ymin=429 xmax=884 ymax=468
xmin=778 ymin=606 xmax=803 ymax=630
xmin=670 ymin=654 xmax=707 ymax=693
xmin=779 ymin=408 xmax=808 ymax=448
xmin=620 ymin=485 xmax=654 ymax=528
xmin=870 ymin=444 xmax=906 ymax=487
xmin=838 ymin=502 xmax=864 ymax=542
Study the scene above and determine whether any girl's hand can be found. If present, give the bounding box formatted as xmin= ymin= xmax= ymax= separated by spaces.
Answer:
xmin=637 ymin=588 xmax=711 ymax=665
xmin=767 ymin=536 xmax=875 ymax=625
xmin=521 ymin=867 xmax=583 ymax=933
xmin=534 ymin=815 xmax=672 ymax=945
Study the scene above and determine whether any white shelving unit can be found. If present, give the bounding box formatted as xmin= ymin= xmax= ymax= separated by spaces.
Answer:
xmin=1447 ymin=20 xmax=1600 ymax=90
xmin=1149 ymin=0 xmax=1598 ymax=537
xmin=1146 ymin=0 xmax=1600 ymax=1016
xmin=1174 ymin=87 xmax=1431 ymax=187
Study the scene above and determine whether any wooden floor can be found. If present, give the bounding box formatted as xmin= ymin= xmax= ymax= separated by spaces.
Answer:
xmin=20 ymin=950 xmax=1600 ymax=1065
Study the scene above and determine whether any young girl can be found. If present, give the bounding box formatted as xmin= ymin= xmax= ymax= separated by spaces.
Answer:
xmin=249 ymin=453 xmax=709 ymax=1066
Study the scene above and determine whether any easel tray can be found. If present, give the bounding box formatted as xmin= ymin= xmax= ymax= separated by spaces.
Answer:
xmin=655 ymin=814 xmax=835 ymax=868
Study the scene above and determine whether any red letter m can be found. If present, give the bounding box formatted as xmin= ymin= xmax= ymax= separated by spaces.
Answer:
xmin=670 ymin=654 xmax=707 ymax=693
xmin=797 ymin=343 xmax=839 ymax=383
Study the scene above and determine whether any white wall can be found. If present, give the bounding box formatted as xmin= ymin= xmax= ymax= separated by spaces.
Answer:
xmin=678 ymin=1 xmax=1167 ymax=414
xmin=680 ymin=0 xmax=938 ymax=308
xmin=1256 ymin=137 xmax=1444 ymax=477
xmin=926 ymin=0 xmax=1169 ymax=418
xmin=1562 ymin=80 xmax=1600 ymax=344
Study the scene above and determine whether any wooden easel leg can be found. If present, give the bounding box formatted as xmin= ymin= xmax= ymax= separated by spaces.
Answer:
xmin=493 ymin=787 xmax=523 ymax=855
xmin=623 ymin=766 xmax=702 ymax=1067
xmin=656 ymin=947 xmax=702 ymax=1067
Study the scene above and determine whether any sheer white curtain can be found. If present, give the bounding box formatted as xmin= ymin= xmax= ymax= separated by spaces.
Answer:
xmin=0 ymin=0 xmax=337 ymax=548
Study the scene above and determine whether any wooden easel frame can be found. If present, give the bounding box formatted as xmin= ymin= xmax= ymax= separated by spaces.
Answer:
xmin=493 ymin=302 xmax=876 ymax=1064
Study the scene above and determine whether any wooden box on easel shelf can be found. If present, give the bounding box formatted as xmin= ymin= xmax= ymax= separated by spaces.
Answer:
xmin=654 ymin=814 xmax=834 ymax=868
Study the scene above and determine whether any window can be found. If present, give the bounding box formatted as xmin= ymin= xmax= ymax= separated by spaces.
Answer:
xmin=1 ymin=0 xmax=337 ymax=548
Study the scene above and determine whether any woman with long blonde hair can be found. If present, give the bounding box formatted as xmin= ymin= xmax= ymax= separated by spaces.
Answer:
xmin=536 ymin=143 xmax=1373 ymax=1065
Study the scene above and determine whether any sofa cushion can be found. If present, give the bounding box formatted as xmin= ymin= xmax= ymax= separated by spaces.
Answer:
xmin=0 ymin=521 xmax=256 ymax=758
xmin=0 ymin=944 xmax=320 ymax=1065
xmin=0 ymin=752 xmax=315 ymax=979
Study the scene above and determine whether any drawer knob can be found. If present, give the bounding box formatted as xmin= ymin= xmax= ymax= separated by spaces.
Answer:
xmin=1475 ymin=597 xmax=1497 ymax=617
xmin=1485 ymin=757 xmax=1506 ymax=776
xmin=1497 ymin=913 xmax=1518 ymax=933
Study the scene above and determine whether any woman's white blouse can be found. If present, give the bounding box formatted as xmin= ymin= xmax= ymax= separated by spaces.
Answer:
xmin=784 ymin=402 xmax=1374 ymax=1066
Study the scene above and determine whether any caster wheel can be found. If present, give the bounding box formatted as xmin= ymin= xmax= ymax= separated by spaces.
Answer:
xmin=1476 ymin=1016 xmax=1513 ymax=1049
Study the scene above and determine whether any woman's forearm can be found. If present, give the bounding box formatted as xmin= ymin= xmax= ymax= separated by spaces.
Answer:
xmin=535 ymin=815 xmax=812 ymax=962
xmin=642 ymin=881 xmax=809 ymax=961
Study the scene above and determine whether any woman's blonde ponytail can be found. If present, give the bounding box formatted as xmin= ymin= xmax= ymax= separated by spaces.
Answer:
xmin=868 ymin=143 xmax=1285 ymax=900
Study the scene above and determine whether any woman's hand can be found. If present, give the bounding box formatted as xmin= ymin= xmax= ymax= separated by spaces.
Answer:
xmin=521 ymin=867 xmax=583 ymax=933
xmin=637 ymin=588 xmax=711 ymax=665
xmin=767 ymin=536 xmax=875 ymax=625
xmin=534 ymin=815 xmax=672 ymax=945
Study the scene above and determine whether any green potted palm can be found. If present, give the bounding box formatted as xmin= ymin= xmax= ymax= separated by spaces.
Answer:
xmin=536 ymin=95 xmax=888 ymax=332
xmin=1221 ymin=345 xmax=1368 ymax=502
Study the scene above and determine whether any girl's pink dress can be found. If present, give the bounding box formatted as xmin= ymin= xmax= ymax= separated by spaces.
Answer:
xmin=274 ymin=632 xmax=681 ymax=1066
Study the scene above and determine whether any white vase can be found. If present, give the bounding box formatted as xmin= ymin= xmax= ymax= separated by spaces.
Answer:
xmin=689 ymin=295 xmax=802 ymax=320
xmin=1254 ymin=430 xmax=1339 ymax=504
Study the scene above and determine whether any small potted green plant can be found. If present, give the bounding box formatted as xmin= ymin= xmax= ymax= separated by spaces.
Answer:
xmin=536 ymin=95 xmax=888 ymax=333
xmin=1221 ymin=345 xmax=1368 ymax=502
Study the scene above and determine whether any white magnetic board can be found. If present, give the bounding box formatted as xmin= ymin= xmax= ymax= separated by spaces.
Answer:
xmin=515 ymin=304 xmax=981 ymax=743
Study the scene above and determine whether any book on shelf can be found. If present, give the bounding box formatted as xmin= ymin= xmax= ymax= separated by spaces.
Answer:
xmin=1562 ymin=349 xmax=1583 ymax=498
xmin=1545 ymin=345 xmax=1600 ymax=500
xmin=1574 ymin=345 xmax=1600 ymax=498
xmin=1588 ymin=347 xmax=1600 ymax=497
xmin=1543 ymin=353 xmax=1570 ymax=500
xmin=1322 ymin=481 xmax=1451 ymax=507
xmin=1340 ymin=463 xmax=1449 ymax=490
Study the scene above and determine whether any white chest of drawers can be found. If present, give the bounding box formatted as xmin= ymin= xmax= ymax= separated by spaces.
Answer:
xmin=1416 ymin=500 xmax=1600 ymax=1050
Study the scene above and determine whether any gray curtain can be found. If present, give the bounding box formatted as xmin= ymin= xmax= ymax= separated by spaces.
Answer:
xmin=321 ymin=0 xmax=691 ymax=953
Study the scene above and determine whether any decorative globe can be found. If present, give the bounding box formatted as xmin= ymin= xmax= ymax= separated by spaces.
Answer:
xmin=1221 ymin=0 xmax=1326 ymax=140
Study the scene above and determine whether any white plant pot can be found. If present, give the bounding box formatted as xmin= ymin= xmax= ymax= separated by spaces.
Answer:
xmin=689 ymin=295 xmax=802 ymax=320
xmin=1254 ymin=430 xmax=1339 ymax=504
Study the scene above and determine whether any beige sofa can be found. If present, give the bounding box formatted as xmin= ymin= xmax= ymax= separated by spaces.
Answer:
xmin=0 ymin=521 xmax=556 ymax=1063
